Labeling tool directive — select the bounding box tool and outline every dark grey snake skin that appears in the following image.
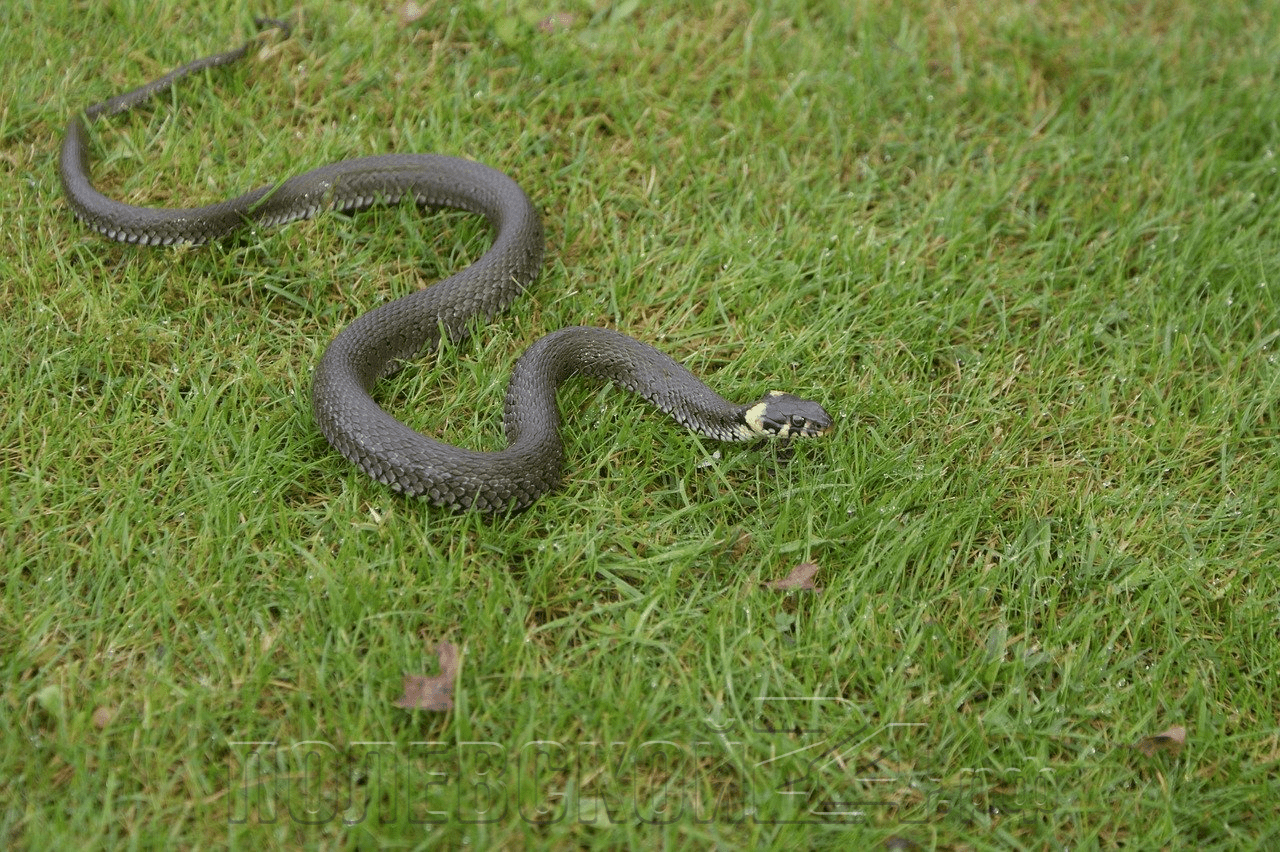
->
[60,24,832,513]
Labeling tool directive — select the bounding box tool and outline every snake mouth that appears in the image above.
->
[793,420,834,439]
[791,401,835,439]
[741,392,835,439]
[771,420,833,440]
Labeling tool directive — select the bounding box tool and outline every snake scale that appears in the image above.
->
[60,23,833,513]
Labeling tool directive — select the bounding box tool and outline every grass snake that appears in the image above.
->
[60,23,833,513]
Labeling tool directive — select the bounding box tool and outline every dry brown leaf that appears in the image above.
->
[394,642,459,712]
[397,2,429,26]
[765,562,822,593]
[1134,724,1187,757]
[538,13,576,33]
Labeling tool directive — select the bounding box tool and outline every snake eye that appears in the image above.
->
[790,414,808,428]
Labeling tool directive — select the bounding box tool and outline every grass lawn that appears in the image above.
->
[3,0,1277,847]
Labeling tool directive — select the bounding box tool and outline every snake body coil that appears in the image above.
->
[61,27,832,513]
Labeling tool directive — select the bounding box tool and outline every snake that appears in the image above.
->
[59,22,833,513]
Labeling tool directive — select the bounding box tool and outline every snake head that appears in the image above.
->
[740,391,833,439]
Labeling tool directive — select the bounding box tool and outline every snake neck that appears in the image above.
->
[503,326,758,448]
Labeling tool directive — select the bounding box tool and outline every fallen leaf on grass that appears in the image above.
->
[726,529,752,560]
[394,642,459,712]
[765,562,823,593]
[1133,725,1187,757]
[92,706,115,729]
[396,2,428,26]
[538,13,576,33]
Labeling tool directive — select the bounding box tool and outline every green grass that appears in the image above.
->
[3,0,1278,847]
